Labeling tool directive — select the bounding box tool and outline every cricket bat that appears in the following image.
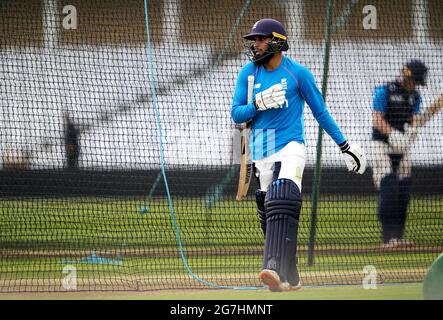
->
[236,75,254,201]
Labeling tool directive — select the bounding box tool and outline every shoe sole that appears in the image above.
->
[259,270,283,292]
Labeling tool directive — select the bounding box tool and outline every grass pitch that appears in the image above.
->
[0,195,441,292]
[0,283,423,300]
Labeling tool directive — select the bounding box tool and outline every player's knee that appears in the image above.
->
[264,178,302,220]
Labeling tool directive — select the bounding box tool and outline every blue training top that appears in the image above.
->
[371,82,422,141]
[372,84,422,114]
[232,56,346,160]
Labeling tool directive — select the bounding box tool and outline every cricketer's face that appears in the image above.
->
[404,78,417,92]
[253,36,271,58]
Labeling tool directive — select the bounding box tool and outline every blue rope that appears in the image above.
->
[143,0,262,291]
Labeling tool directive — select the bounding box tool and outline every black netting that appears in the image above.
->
[0,0,442,292]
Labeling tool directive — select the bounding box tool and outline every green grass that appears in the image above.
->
[0,196,441,291]
[145,283,424,300]
[0,283,424,300]
[2,196,441,249]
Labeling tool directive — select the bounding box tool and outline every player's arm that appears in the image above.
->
[413,93,443,127]
[402,93,443,144]
[373,108,410,151]
[231,68,258,124]
[373,111,393,135]
[298,67,366,174]
[298,68,346,145]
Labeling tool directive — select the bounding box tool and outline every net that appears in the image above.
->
[0,0,442,292]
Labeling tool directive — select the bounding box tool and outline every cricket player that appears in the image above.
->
[371,59,428,248]
[231,18,367,292]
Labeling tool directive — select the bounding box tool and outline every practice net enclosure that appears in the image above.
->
[0,0,442,292]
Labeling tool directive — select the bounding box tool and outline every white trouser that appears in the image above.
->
[370,140,412,190]
[253,141,307,192]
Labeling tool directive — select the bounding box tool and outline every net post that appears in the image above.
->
[308,0,335,267]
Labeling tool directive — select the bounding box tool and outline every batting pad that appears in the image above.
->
[262,179,302,282]
[378,174,400,243]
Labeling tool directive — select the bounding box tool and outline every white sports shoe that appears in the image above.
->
[382,238,400,249]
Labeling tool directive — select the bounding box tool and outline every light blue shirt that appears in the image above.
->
[232,56,346,160]
[372,84,421,113]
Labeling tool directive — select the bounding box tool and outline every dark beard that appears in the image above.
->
[253,51,275,66]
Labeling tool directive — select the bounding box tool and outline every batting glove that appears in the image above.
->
[339,141,367,174]
[254,84,286,111]
[388,129,411,154]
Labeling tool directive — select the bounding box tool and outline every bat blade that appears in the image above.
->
[236,128,253,200]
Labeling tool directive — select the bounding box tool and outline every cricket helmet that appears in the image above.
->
[403,59,428,86]
[243,18,289,64]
